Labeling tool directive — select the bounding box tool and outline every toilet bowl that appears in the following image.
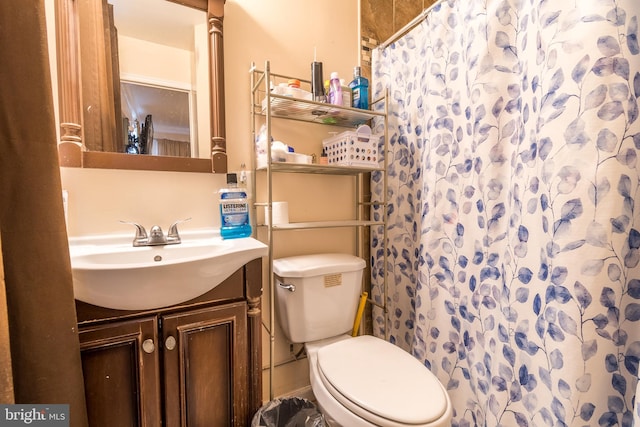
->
[306,335,452,426]
[273,254,452,426]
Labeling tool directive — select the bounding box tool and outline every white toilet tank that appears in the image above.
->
[273,253,366,343]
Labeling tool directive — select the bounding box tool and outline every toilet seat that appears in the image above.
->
[316,335,449,426]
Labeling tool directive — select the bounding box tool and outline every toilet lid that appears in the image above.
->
[317,335,448,425]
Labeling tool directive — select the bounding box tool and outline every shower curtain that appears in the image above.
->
[371,0,640,425]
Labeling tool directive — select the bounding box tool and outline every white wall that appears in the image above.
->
[58,0,359,401]
[119,35,193,85]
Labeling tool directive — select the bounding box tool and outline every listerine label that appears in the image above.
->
[220,190,249,226]
[221,201,248,214]
[221,200,249,217]
[353,87,361,104]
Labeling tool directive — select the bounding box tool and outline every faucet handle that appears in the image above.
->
[168,217,192,240]
[119,220,148,246]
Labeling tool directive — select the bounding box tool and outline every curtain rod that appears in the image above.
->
[379,0,442,50]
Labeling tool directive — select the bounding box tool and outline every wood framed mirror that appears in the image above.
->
[55,0,227,173]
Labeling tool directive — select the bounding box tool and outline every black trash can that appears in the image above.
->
[251,397,327,427]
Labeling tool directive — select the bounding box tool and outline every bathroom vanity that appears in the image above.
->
[74,258,262,427]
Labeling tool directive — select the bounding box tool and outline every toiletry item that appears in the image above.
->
[340,79,352,108]
[219,173,252,239]
[349,66,369,109]
[271,140,289,162]
[265,201,289,226]
[328,72,342,106]
[319,148,329,165]
[311,61,325,102]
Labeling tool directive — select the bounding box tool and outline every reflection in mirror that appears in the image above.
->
[120,82,194,157]
[95,0,209,158]
[55,0,227,172]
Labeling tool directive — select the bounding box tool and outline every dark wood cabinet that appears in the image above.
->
[79,317,161,427]
[162,302,247,426]
[76,259,262,427]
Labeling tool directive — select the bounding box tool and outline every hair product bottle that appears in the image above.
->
[340,79,352,107]
[328,72,343,106]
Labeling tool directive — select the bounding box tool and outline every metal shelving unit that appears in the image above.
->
[249,61,388,400]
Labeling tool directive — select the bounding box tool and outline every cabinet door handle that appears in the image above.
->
[165,336,177,351]
[142,339,155,354]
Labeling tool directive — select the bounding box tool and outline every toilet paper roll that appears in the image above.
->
[265,202,289,226]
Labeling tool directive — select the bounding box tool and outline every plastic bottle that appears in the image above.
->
[328,72,342,106]
[319,147,329,165]
[349,66,369,109]
[311,59,326,102]
[340,79,352,108]
[219,173,252,239]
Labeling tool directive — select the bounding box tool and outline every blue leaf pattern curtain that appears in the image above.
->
[371,0,640,425]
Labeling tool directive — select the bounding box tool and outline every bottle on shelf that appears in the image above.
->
[219,173,252,239]
[340,79,352,108]
[319,147,329,165]
[328,72,343,106]
[311,56,326,102]
[349,66,369,109]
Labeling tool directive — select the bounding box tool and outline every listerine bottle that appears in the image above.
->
[219,173,252,239]
[349,66,369,109]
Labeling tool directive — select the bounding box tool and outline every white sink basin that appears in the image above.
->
[69,230,267,310]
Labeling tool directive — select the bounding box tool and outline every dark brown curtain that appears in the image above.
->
[0,1,88,425]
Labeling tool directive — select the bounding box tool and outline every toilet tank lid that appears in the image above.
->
[273,253,366,278]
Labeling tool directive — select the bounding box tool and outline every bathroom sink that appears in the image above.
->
[69,230,267,310]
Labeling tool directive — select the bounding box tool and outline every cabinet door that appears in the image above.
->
[79,317,161,427]
[162,302,248,427]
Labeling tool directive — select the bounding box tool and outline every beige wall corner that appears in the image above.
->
[0,236,14,404]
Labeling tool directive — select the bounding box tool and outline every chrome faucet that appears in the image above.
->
[120,218,191,246]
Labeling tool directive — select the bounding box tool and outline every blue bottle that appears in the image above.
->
[219,173,252,239]
[349,66,369,109]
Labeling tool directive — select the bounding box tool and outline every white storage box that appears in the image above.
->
[322,129,381,167]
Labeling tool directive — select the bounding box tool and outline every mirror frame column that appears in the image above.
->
[209,1,227,173]
[55,0,84,167]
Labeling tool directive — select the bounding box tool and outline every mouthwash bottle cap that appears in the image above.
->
[354,66,362,76]
[330,71,339,79]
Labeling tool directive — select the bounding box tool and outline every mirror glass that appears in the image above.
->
[87,0,210,158]
[120,81,193,157]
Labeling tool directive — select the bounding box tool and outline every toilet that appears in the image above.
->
[274,253,452,427]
